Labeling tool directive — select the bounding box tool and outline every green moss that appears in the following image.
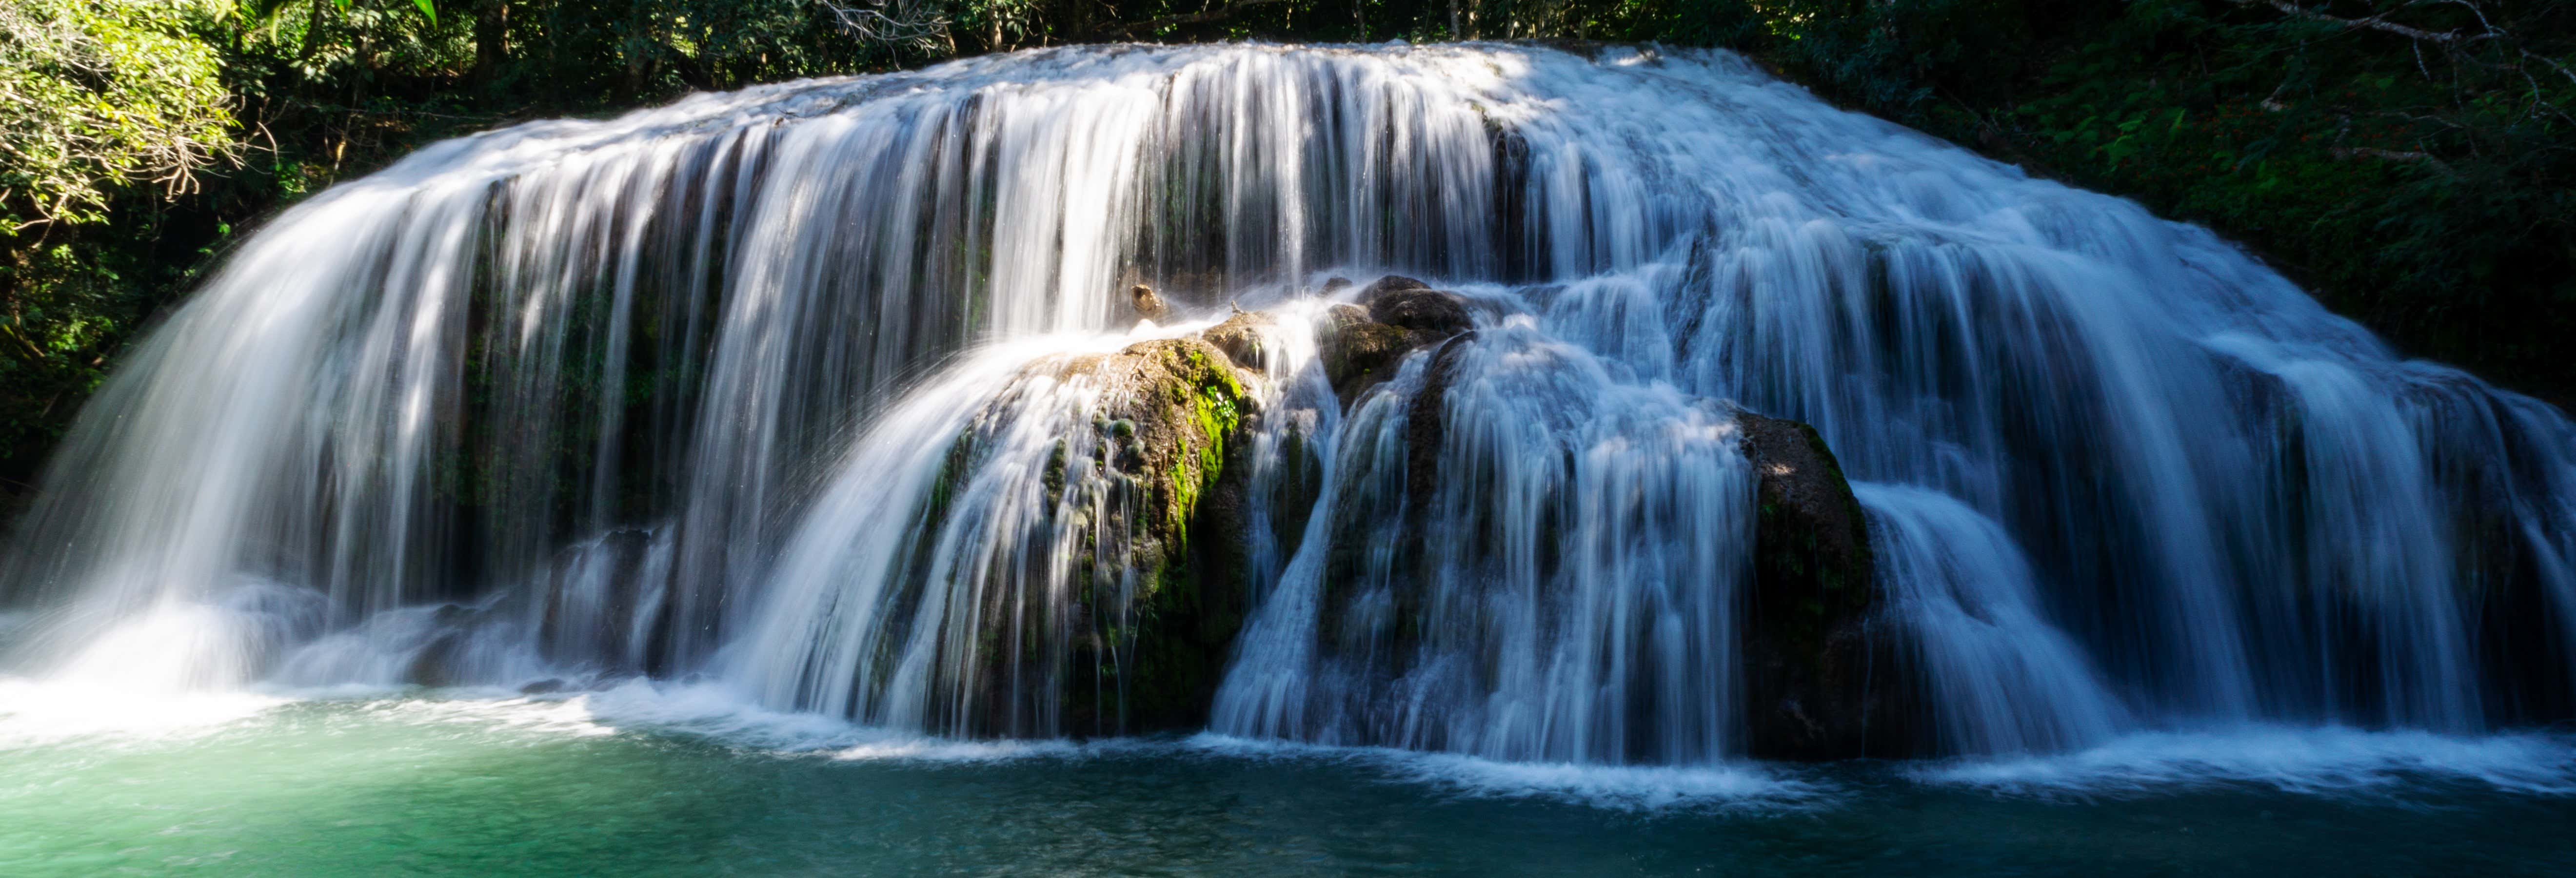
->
[1149,343,1246,542]
[927,428,976,521]
[1042,438,1068,507]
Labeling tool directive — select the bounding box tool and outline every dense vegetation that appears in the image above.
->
[4,0,2570,490]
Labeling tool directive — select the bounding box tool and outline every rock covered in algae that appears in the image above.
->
[1023,336,1260,734]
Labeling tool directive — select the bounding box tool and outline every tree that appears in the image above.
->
[0,0,243,236]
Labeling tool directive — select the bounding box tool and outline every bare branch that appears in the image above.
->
[815,0,951,53]
[2523,49,2576,88]
[2332,146,2449,169]
[2219,0,2464,44]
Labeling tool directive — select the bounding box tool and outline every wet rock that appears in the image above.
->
[400,603,497,688]
[1403,332,1477,504]
[1313,278,1475,407]
[536,528,662,671]
[1129,283,1171,323]
[1016,337,1258,735]
[1063,339,1248,535]
[1368,288,1473,338]
[1733,409,1911,761]
[1293,307,1909,759]
[1358,274,1430,300]
[518,678,568,695]
[1199,308,1275,371]
[1316,304,1416,401]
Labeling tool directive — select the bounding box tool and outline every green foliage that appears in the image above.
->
[0,0,241,234]
[1733,0,2576,398]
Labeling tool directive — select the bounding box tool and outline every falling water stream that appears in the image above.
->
[2,42,2574,874]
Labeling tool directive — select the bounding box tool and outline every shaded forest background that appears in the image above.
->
[4,0,2572,493]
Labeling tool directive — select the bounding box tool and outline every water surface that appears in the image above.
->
[5,683,2569,876]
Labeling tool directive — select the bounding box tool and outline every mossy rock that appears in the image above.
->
[1022,337,1258,736]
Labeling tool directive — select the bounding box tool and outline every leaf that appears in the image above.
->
[414,0,437,26]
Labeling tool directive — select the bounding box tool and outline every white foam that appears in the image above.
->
[1184,733,1833,811]
[15,673,2575,810]
[578,680,1093,761]
[1914,725,2576,798]
[428,678,1089,762]
[0,671,1097,764]
[0,676,285,749]
[348,689,626,739]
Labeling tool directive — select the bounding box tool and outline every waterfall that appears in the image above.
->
[1216,314,1754,764]
[3,43,2573,761]
[1856,483,2126,755]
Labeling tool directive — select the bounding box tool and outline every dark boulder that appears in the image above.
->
[535,528,662,669]
[1315,303,1420,403]
[1129,283,1172,323]
[1314,277,1475,407]
[1368,288,1474,338]
[1733,410,1910,760]
[1358,274,1430,299]
[1402,332,1477,504]
[399,604,486,688]
[1294,348,1908,761]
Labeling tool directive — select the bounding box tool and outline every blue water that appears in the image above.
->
[3,683,2570,876]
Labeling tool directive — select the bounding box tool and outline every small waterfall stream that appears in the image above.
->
[1213,313,1756,764]
[4,43,2574,763]
[1856,482,2126,755]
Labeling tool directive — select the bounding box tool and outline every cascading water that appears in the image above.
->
[1854,483,2127,755]
[3,42,2574,765]
[1214,313,1756,764]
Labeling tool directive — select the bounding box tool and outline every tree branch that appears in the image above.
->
[2219,0,2464,44]
[1117,0,1299,36]
[814,0,950,52]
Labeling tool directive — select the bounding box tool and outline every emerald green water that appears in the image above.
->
[4,683,2572,876]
